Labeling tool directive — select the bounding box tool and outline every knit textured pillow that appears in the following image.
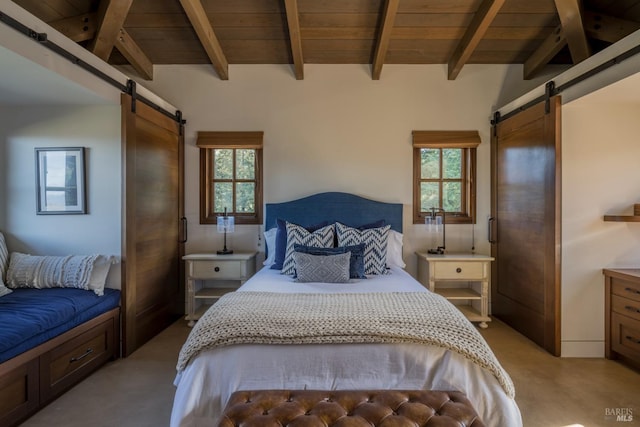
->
[282,223,334,275]
[0,232,11,297]
[6,252,98,293]
[293,251,350,283]
[336,222,391,275]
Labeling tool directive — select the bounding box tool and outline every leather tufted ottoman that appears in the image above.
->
[219,389,486,427]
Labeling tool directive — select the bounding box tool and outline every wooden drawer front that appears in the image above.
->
[40,318,114,403]
[192,260,241,279]
[612,279,640,303]
[0,359,39,427]
[612,295,640,322]
[612,312,640,361]
[434,262,484,280]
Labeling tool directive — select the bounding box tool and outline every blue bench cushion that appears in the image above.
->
[0,287,120,363]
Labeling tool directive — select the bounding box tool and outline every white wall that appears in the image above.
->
[141,63,538,276]
[0,105,123,288]
[561,87,640,357]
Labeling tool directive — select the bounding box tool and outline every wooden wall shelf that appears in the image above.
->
[604,215,640,222]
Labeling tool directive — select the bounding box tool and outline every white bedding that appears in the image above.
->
[171,266,522,427]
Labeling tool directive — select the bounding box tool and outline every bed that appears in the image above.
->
[0,245,120,427]
[170,192,522,427]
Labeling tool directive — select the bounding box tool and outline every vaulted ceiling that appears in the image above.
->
[10,0,640,81]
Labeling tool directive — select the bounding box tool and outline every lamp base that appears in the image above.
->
[217,248,234,255]
[427,247,445,255]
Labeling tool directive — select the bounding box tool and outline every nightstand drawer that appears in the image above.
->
[191,260,241,279]
[612,279,640,303]
[611,312,640,360]
[612,295,640,322]
[434,262,483,280]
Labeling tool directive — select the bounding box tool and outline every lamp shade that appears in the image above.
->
[217,215,235,233]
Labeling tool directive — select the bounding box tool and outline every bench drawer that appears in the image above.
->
[39,316,116,403]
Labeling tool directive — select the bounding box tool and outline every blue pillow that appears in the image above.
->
[271,219,328,270]
[294,243,366,279]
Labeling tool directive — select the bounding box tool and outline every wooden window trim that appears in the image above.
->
[198,131,263,225]
[412,131,479,225]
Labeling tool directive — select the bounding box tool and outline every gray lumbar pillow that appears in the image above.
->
[293,251,350,283]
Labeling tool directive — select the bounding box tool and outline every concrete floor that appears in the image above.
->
[19,318,640,427]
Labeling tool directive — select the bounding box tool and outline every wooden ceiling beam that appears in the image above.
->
[179,0,229,80]
[51,12,153,80]
[523,24,566,80]
[115,28,154,80]
[50,13,97,43]
[523,8,636,80]
[583,11,640,43]
[284,0,304,80]
[372,0,400,80]
[553,0,590,64]
[447,0,506,80]
[90,0,134,61]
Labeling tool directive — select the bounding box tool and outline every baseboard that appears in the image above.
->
[561,340,605,357]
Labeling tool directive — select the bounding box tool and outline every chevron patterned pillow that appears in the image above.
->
[336,222,391,275]
[282,223,335,275]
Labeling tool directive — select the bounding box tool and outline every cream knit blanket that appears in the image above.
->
[177,291,515,398]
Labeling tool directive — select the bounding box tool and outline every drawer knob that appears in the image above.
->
[625,287,640,295]
[70,348,94,363]
[214,266,220,272]
[456,268,462,273]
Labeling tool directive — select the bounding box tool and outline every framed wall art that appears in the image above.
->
[35,147,86,214]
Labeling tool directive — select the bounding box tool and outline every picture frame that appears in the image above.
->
[35,147,87,214]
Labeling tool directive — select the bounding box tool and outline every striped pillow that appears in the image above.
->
[336,222,391,275]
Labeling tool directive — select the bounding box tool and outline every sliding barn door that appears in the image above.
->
[490,97,561,356]
[121,94,184,356]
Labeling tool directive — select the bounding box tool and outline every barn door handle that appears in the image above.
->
[488,217,496,244]
[180,217,188,243]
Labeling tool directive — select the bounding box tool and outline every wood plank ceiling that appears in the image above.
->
[9,0,640,81]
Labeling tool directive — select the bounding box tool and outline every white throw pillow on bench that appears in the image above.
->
[6,252,115,296]
[0,232,11,297]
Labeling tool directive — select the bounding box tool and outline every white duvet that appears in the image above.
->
[171,266,522,427]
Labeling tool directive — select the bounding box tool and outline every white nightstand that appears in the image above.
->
[416,252,494,328]
[183,252,257,326]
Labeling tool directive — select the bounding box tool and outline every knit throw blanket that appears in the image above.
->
[177,291,515,398]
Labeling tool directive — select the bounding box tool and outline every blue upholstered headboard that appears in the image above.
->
[265,192,403,233]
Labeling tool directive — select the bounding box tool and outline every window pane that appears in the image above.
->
[214,149,233,179]
[236,149,255,180]
[420,148,440,179]
[443,182,462,212]
[443,149,461,179]
[236,182,255,213]
[420,182,439,211]
[214,182,233,213]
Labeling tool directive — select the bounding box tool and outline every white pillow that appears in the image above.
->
[7,252,115,296]
[263,227,277,266]
[0,232,11,297]
[386,230,406,268]
[88,255,116,296]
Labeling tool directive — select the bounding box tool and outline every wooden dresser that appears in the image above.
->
[603,268,640,370]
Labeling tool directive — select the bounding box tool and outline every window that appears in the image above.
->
[197,131,263,224]
[412,131,479,224]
